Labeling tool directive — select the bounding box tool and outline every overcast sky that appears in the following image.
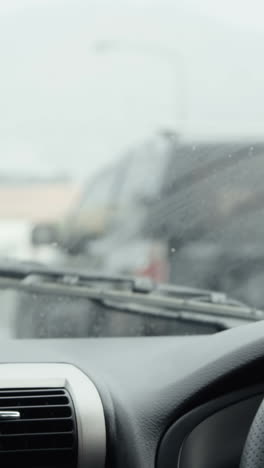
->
[0,0,264,178]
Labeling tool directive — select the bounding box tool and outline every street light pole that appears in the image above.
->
[91,39,188,127]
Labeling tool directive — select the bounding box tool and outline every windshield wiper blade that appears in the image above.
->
[0,260,248,305]
[0,263,262,323]
[0,261,154,293]
[156,283,247,307]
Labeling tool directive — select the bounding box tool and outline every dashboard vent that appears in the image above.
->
[0,388,77,467]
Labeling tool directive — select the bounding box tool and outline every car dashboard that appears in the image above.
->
[1,322,264,468]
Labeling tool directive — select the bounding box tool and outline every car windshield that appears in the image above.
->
[0,0,264,338]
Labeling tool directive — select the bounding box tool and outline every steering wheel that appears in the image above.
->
[240,400,264,467]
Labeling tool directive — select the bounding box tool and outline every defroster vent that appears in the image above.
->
[0,388,77,467]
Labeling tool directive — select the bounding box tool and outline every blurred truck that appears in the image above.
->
[85,138,264,308]
[30,134,172,272]
[31,135,264,309]
[31,161,127,254]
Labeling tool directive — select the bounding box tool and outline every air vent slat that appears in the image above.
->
[0,390,65,396]
[0,433,74,450]
[0,417,72,422]
[0,418,73,434]
[0,388,77,467]
[0,405,72,418]
[0,395,69,406]
[0,446,73,454]
[1,431,73,437]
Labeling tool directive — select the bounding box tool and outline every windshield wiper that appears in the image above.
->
[0,261,262,324]
[0,260,155,292]
[0,260,248,301]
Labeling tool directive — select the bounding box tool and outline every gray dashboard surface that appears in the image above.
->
[1,322,264,468]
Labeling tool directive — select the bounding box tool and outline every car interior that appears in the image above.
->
[1,320,264,468]
[1,1,264,468]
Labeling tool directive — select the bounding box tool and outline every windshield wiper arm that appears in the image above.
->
[0,262,262,323]
[0,261,154,293]
[0,260,248,305]
[156,283,246,307]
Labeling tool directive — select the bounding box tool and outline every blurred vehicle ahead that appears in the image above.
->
[144,140,264,307]
[31,134,172,258]
[31,163,125,254]
[30,135,264,310]
[85,139,264,309]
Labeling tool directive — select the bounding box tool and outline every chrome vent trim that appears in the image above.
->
[0,364,106,468]
[0,388,77,467]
